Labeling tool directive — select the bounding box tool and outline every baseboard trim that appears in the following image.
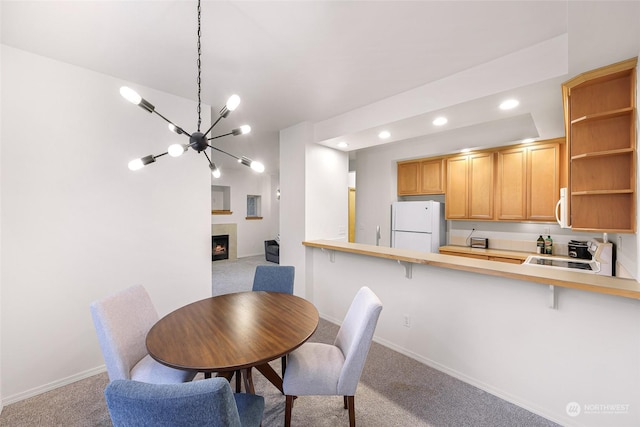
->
[1,365,106,406]
[319,314,567,426]
[371,335,568,427]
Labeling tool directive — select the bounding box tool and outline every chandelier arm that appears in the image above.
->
[203,150,214,166]
[151,110,192,137]
[208,144,240,161]
[202,115,224,138]
[207,132,233,141]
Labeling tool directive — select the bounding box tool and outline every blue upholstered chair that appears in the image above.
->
[283,286,383,427]
[104,378,265,427]
[90,285,196,384]
[252,265,295,293]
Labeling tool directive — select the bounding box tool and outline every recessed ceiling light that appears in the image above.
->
[337,141,349,149]
[500,99,519,110]
[433,117,448,126]
[378,131,391,139]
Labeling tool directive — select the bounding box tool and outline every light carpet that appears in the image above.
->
[0,256,559,426]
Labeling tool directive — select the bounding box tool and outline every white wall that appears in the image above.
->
[305,143,349,241]
[0,46,211,403]
[307,247,640,427]
[0,6,4,409]
[279,122,349,299]
[280,123,311,298]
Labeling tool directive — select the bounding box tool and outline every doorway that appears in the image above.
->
[348,187,356,242]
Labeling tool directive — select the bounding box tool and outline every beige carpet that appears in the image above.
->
[0,257,560,426]
[0,318,558,427]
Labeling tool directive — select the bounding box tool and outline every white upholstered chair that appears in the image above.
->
[283,286,383,427]
[90,285,196,384]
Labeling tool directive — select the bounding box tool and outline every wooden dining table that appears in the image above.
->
[146,291,319,393]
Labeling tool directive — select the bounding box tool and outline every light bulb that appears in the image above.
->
[168,144,186,157]
[239,125,251,134]
[226,94,241,112]
[120,86,142,105]
[168,123,184,135]
[251,161,265,173]
[128,158,144,171]
[210,163,221,178]
[128,155,155,171]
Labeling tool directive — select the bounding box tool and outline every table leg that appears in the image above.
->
[255,363,284,394]
[242,368,255,394]
[216,371,234,382]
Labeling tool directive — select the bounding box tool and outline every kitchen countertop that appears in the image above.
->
[303,240,640,300]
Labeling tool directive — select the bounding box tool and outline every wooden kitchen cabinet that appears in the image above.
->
[397,158,444,195]
[397,161,420,195]
[496,139,561,221]
[419,159,445,194]
[562,57,637,232]
[445,152,494,220]
[439,247,525,264]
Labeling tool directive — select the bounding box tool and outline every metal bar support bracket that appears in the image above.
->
[321,248,336,263]
[398,260,413,279]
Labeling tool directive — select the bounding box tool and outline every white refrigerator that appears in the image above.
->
[391,201,445,252]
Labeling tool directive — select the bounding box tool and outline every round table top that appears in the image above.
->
[146,291,319,373]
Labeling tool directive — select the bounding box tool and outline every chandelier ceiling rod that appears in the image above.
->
[122,0,264,177]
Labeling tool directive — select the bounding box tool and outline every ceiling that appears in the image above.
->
[2,1,639,166]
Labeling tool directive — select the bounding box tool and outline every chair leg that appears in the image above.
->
[235,370,241,392]
[285,395,294,427]
[345,395,355,427]
[281,355,287,378]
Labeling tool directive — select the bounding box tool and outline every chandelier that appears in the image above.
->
[121,0,264,178]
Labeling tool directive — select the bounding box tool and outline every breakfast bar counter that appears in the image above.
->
[303,240,640,300]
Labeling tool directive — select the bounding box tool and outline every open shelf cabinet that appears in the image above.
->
[562,57,637,232]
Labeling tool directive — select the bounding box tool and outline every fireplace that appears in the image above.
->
[212,235,229,261]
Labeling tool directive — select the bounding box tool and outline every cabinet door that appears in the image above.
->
[397,161,420,195]
[528,143,559,221]
[445,156,469,219]
[496,148,527,220]
[468,153,494,219]
[419,159,444,194]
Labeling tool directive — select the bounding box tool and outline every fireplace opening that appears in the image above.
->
[212,235,229,261]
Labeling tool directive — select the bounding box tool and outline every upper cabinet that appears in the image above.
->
[397,161,420,195]
[496,139,562,221]
[397,158,445,195]
[398,138,564,222]
[445,152,494,220]
[562,58,637,233]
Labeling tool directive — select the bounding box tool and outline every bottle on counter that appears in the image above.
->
[544,235,553,255]
[537,235,545,254]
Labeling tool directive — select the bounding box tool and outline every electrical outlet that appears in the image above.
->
[544,227,550,235]
[403,314,411,328]
[618,235,623,251]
